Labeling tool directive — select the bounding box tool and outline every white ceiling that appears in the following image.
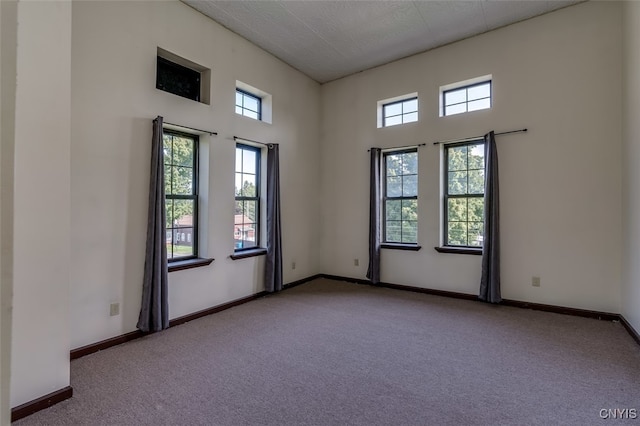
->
[183,0,582,84]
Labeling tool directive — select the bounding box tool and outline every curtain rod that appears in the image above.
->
[432,128,528,145]
[367,143,426,153]
[164,121,218,136]
[234,136,274,148]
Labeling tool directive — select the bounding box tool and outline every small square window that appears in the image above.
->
[236,89,262,121]
[442,81,491,117]
[382,97,418,127]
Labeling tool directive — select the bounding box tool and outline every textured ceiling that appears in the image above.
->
[183,0,582,83]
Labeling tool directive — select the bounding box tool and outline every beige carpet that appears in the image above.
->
[15,278,640,425]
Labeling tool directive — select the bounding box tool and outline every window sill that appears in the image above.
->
[434,246,482,255]
[381,243,422,251]
[168,257,214,272]
[230,248,267,260]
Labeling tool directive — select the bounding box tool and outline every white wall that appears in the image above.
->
[10,0,72,408]
[622,0,640,333]
[70,1,321,349]
[0,0,17,420]
[320,1,622,313]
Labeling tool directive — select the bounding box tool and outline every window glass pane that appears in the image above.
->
[236,91,243,106]
[448,171,467,195]
[445,104,467,116]
[173,166,194,195]
[384,103,402,117]
[468,222,484,247]
[385,200,401,221]
[468,144,485,169]
[403,112,418,123]
[468,170,484,194]
[448,221,467,246]
[448,146,467,171]
[467,83,490,101]
[402,199,418,221]
[163,135,172,165]
[401,221,417,244]
[240,174,257,197]
[448,198,467,222]
[172,227,194,257]
[467,197,484,222]
[164,166,172,195]
[386,154,402,176]
[242,149,257,174]
[244,95,259,112]
[235,148,243,172]
[403,98,418,113]
[244,200,257,223]
[386,221,402,242]
[402,175,417,197]
[235,106,243,115]
[404,152,417,174]
[235,173,243,196]
[385,115,402,127]
[244,110,259,120]
[444,88,466,106]
[165,199,174,229]
[172,136,193,166]
[386,176,402,197]
[467,98,491,112]
[173,199,194,226]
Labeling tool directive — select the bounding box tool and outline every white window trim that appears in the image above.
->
[236,80,272,124]
[377,92,418,129]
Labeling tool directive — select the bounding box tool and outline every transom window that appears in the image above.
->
[164,130,198,260]
[383,98,418,127]
[444,141,485,247]
[443,81,491,116]
[235,144,260,250]
[235,89,262,121]
[383,149,418,244]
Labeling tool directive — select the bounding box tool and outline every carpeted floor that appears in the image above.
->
[15,278,640,425]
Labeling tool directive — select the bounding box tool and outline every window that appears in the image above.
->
[156,48,211,105]
[383,97,418,127]
[164,130,198,260]
[444,141,485,247]
[235,89,262,121]
[442,81,491,116]
[235,144,260,250]
[383,149,418,244]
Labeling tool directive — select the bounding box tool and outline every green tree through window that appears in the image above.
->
[444,141,485,247]
[384,149,418,244]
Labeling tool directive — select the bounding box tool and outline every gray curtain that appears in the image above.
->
[479,131,501,303]
[137,116,170,332]
[366,148,381,284]
[265,144,283,293]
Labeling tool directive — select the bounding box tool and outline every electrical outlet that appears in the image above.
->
[110,303,120,316]
[354,258,359,267]
[291,261,296,270]
[532,276,541,287]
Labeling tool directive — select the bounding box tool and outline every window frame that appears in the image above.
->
[235,89,262,121]
[382,148,419,246]
[442,80,492,117]
[382,97,418,127]
[164,129,199,262]
[442,140,485,249]
[234,143,261,252]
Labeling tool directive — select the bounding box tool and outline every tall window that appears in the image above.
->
[235,89,262,121]
[383,97,418,127]
[235,144,260,250]
[383,149,418,244]
[164,130,198,260]
[443,81,491,116]
[444,141,485,247]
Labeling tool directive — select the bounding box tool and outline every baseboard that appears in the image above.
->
[500,299,619,321]
[377,280,479,302]
[71,330,145,360]
[320,273,370,285]
[70,274,323,361]
[620,315,640,346]
[11,386,73,422]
